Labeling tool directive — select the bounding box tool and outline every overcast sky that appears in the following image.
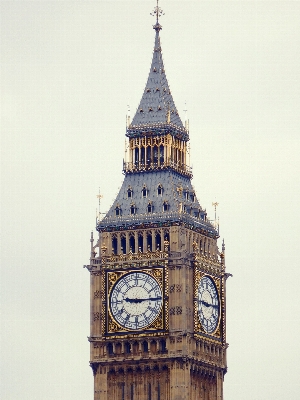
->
[1,1,300,399]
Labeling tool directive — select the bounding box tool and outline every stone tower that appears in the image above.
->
[85,5,229,400]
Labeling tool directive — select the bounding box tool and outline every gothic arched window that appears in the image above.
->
[147,202,153,213]
[112,236,117,254]
[157,184,163,196]
[163,201,169,212]
[129,235,135,253]
[115,206,121,216]
[142,185,148,198]
[127,187,133,198]
[130,204,136,215]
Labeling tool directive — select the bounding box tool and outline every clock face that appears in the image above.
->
[109,271,163,330]
[197,276,220,334]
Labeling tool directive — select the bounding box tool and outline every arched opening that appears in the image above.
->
[129,235,135,253]
[121,236,126,254]
[147,234,152,251]
[107,343,113,356]
[146,146,151,166]
[124,342,131,354]
[157,184,163,196]
[153,145,158,164]
[142,341,148,352]
[127,188,133,198]
[141,147,145,165]
[155,232,161,250]
[112,237,117,254]
[138,234,143,252]
[134,147,139,165]
[147,202,153,213]
[159,145,164,164]
[142,187,147,198]
[160,339,167,353]
[115,206,121,216]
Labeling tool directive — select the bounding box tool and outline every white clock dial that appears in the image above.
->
[110,271,163,330]
[197,276,220,334]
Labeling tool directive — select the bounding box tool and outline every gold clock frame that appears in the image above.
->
[105,266,168,336]
[194,268,222,340]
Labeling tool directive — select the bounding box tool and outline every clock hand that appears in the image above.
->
[148,296,162,301]
[200,300,218,309]
[124,297,142,303]
[124,296,162,303]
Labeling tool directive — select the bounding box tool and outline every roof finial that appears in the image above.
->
[96,188,103,222]
[151,0,164,31]
[212,201,219,234]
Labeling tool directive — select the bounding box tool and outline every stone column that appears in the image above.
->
[117,233,121,254]
[126,232,129,255]
[151,230,156,252]
[134,231,138,253]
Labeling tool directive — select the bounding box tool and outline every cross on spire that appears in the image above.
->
[151,0,164,30]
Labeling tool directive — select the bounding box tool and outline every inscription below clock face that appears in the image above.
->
[197,276,220,334]
[110,271,163,330]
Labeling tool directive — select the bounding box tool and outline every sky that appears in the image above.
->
[1,1,300,399]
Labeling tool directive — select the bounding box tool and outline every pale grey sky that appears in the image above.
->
[1,1,300,399]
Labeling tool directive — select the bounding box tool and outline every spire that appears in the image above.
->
[129,3,185,131]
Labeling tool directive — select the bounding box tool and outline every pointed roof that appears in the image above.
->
[129,23,186,134]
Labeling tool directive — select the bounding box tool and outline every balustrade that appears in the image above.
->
[98,338,168,360]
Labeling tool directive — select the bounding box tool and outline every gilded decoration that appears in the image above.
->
[101,249,168,264]
[105,266,168,336]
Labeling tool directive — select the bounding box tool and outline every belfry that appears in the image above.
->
[85,3,229,400]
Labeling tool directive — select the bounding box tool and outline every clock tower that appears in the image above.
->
[85,4,230,400]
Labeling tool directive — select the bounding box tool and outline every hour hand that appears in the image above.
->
[124,296,162,303]
[124,297,143,303]
[200,300,218,309]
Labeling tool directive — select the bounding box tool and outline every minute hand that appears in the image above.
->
[124,296,162,303]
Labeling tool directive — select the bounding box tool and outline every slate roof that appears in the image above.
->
[97,170,217,237]
[130,26,184,129]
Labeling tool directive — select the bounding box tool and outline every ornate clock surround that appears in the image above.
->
[193,264,223,342]
[104,264,169,337]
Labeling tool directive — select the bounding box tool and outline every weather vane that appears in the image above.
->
[150,0,164,24]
